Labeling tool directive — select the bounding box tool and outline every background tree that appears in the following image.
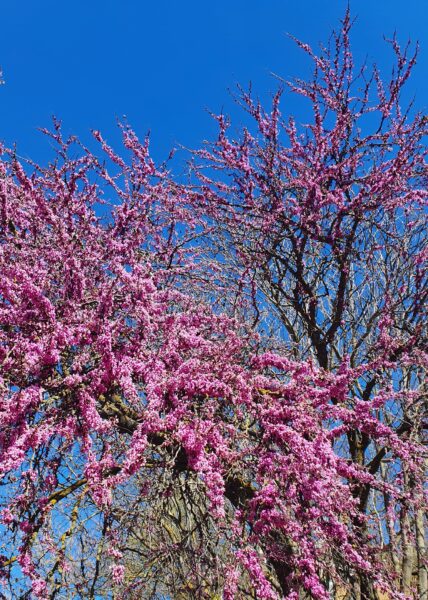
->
[188,10,427,598]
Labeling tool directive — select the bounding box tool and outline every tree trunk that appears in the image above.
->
[416,508,427,600]
[401,506,414,596]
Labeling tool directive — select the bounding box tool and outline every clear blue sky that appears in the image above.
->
[0,1,426,166]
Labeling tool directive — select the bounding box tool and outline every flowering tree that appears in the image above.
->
[0,11,426,600]
[188,10,427,599]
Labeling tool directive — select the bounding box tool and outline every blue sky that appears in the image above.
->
[0,1,426,167]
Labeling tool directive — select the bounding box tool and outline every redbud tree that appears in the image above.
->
[0,11,426,600]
